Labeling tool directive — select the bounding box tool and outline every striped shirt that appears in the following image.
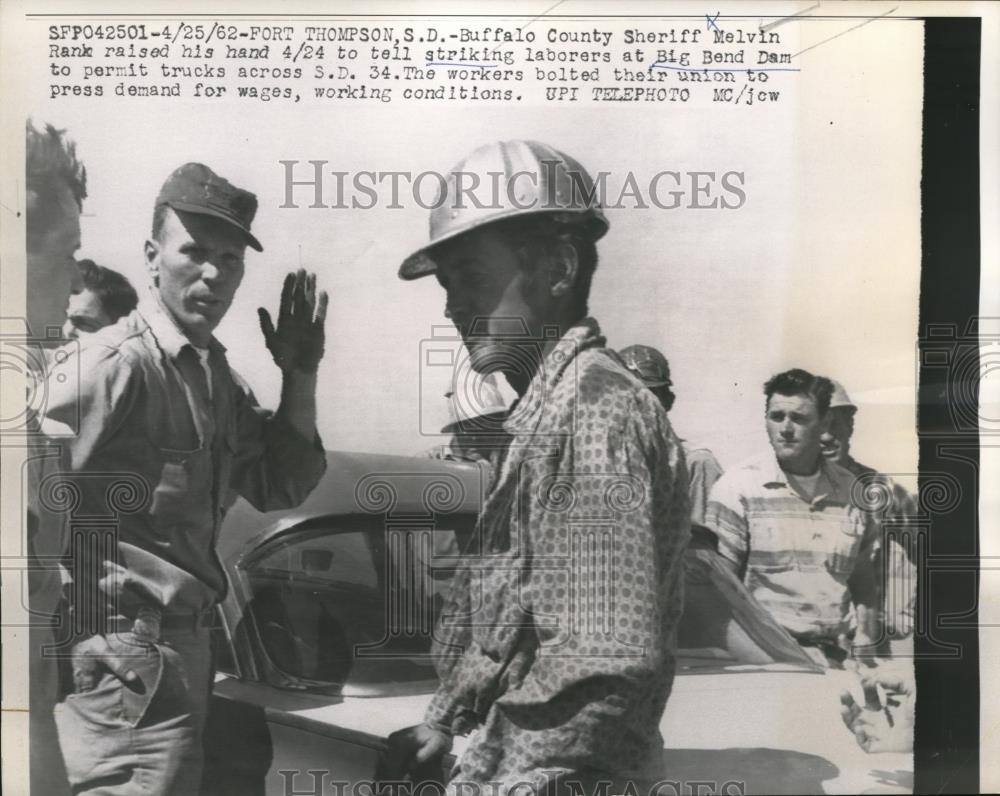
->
[704,450,880,640]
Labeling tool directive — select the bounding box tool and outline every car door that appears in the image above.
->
[205,514,469,795]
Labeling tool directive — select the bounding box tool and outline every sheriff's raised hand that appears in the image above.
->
[258,269,329,374]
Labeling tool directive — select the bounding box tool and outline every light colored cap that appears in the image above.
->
[829,379,857,411]
[441,371,509,434]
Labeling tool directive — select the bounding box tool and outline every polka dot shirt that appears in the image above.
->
[427,319,692,793]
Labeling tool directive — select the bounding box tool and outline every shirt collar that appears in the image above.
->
[138,286,227,361]
[759,448,854,503]
[503,317,606,436]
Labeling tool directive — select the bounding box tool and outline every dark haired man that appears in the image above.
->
[42,163,328,793]
[704,368,882,666]
[386,141,691,795]
[62,260,139,339]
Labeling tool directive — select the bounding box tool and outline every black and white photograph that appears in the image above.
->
[1,1,997,794]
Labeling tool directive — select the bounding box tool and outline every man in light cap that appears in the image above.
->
[386,141,691,795]
[619,344,724,533]
[427,371,510,471]
[821,380,862,469]
[41,163,329,793]
[821,380,918,644]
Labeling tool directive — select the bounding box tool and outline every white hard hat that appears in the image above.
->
[399,140,609,280]
[441,370,509,434]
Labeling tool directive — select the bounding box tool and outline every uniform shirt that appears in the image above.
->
[192,344,214,400]
[40,293,326,618]
[704,451,880,640]
[426,318,691,791]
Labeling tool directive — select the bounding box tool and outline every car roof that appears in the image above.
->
[218,450,487,561]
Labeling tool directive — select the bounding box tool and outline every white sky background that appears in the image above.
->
[30,15,923,477]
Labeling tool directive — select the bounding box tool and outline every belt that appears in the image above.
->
[102,608,215,636]
[791,633,849,664]
[161,609,216,632]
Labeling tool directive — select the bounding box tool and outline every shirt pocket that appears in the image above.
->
[825,515,866,578]
[747,517,795,573]
[150,445,213,527]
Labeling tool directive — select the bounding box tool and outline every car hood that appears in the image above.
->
[658,667,912,794]
[215,666,911,794]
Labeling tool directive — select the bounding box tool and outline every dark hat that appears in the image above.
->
[619,344,672,388]
[156,162,262,252]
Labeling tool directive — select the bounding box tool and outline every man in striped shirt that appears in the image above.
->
[704,369,882,666]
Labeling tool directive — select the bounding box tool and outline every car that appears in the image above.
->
[202,451,913,796]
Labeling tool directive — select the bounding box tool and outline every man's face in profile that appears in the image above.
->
[62,288,112,339]
[26,183,82,336]
[433,227,547,376]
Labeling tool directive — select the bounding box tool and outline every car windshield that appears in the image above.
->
[676,530,816,670]
[237,522,814,693]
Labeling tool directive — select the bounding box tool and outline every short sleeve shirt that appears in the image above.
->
[704,451,879,639]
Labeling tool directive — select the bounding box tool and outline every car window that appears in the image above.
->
[253,529,378,588]
[239,522,813,693]
[240,522,461,689]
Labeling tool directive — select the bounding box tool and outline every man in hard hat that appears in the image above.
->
[704,369,883,667]
[386,141,691,794]
[427,371,510,469]
[41,163,328,793]
[619,344,723,534]
[821,380,918,645]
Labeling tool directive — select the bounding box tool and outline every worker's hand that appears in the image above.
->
[258,269,328,374]
[71,632,157,693]
[380,723,452,780]
[839,664,915,753]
